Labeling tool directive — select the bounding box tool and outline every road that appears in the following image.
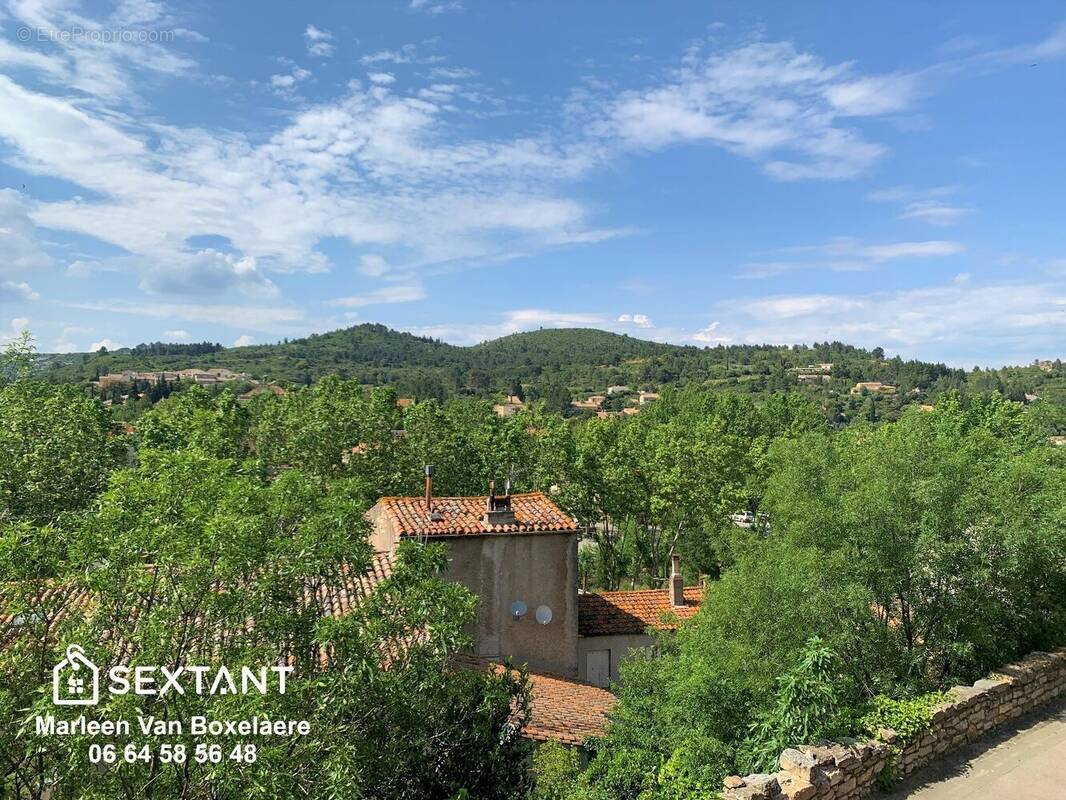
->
[884,696,1066,800]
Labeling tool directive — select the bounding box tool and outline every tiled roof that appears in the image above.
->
[1,552,396,657]
[303,551,395,620]
[455,655,616,746]
[578,587,703,637]
[524,668,617,745]
[377,492,579,537]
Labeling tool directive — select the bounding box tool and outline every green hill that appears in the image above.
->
[37,323,1066,428]
[39,324,683,388]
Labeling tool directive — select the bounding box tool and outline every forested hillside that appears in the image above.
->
[35,323,1066,428]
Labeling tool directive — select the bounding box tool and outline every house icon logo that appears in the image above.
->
[53,644,99,706]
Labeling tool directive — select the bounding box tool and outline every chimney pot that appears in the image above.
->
[424,464,434,513]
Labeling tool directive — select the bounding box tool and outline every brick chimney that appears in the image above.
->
[670,551,684,607]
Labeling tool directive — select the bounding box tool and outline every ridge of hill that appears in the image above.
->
[34,323,1066,424]
[40,324,685,385]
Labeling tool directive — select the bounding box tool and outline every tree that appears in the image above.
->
[583,400,1066,797]
[3,451,533,799]
[0,381,118,525]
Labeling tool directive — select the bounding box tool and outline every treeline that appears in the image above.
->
[128,341,224,356]
[39,326,1066,430]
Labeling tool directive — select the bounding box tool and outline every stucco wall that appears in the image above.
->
[720,647,1066,800]
[439,533,579,677]
[577,632,655,686]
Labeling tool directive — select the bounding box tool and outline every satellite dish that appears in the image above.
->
[535,605,553,625]
[510,601,528,620]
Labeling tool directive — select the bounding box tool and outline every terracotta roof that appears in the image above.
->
[455,655,616,746]
[303,551,395,620]
[578,587,703,637]
[524,668,617,745]
[1,552,396,659]
[376,492,579,537]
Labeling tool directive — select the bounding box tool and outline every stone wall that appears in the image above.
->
[721,647,1066,800]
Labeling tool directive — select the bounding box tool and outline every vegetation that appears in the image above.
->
[3,330,1066,798]
[38,325,1066,433]
[574,395,1066,799]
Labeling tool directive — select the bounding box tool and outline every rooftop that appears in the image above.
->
[375,492,579,537]
[524,668,617,745]
[1,552,397,658]
[456,655,616,746]
[578,587,703,637]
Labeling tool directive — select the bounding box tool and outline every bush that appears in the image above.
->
[653,735,733,799]
[859,692,951,743]
[739,638,854,773]
[531,740,583,800]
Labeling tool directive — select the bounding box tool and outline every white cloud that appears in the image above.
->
[358,254,390,276]
[269,66,311,96]
[1,317,30,343]
[0,189,52,273]
[859,240,964,261]
[690,320,732,344]
[990,22,1066,64]
[232,334,254,347]
[0,60,608,294]
[368,72,396,85]
[617,312,654,328]
[824,73,920,116]
[359,43,443,65]
[713,279,1066,366]
[329,284,426,308]
[409,0,465,14]
[430,66,477,80]
[738,237,964,278]
[51,324,91,353]
[0,0,197,101]
[899,201,971,226]
[164,329,189,339]
[304,25,334,58]
[90,337,127,351]
[140,250,278,298]
[0,280,39,302]
[869,186,971,226]
[601,39,915,180]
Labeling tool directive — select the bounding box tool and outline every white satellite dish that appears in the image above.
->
[510,601,528,620]
[535,605,553,625]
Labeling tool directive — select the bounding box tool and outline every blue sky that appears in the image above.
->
[0,0,1064,366]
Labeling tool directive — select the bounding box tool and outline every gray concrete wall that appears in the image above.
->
[578,632,655,686]
[439,533,579,677]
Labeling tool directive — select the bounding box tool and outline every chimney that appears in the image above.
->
[483,478,516,526]
[670,551,684,607]
[424,465,443,522]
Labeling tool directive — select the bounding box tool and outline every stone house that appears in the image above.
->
[367,473,703,742]
[578,553,701,686]
[849,381,897,395]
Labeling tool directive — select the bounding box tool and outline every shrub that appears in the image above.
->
[859,692,951,743]
[531,740,583,800]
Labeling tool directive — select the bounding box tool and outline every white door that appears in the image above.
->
[586,649,610,687]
